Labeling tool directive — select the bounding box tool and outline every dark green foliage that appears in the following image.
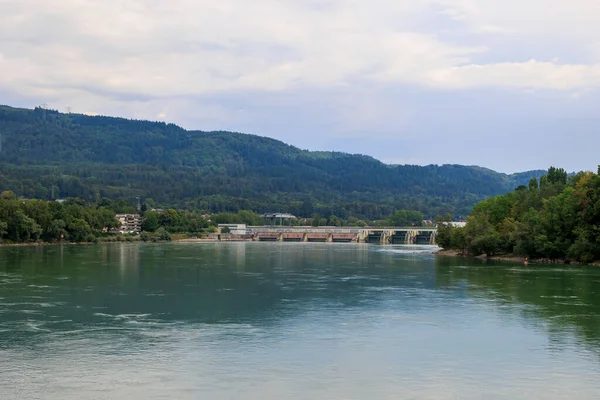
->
[148,209,210,233]
[47,219,67,241]
[528,178,539,191]
[440,168,600,263]
[142,212,159,232]
[67,218,92,242]
[388,210,424,226]
[0,105,544,220]
[212,210,262,226]
[0,198,119,243]
[311,214,321,227]
[547,167,568,185]
[140,232,151,242]
[153,228,172,242]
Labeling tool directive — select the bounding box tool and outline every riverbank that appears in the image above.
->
[434,249,600,266]
[0,236,247,247]
[434,249,525,263]
[0,241,100,247]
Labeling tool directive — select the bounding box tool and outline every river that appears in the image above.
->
[1,243,600,399]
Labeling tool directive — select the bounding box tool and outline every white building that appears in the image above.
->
[218,224,247,235]
[115,214,142,234]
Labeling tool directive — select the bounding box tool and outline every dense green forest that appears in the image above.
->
[0,188,429,244]
[0,105,544,219]
[0,193,120,243]
[437,167,600,263]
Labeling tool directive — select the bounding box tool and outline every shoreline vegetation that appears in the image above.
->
[0,105,545,221]
[3,165,600,268]
[433,249,600,266]
[434,249,525,263]
[0,190,429,246]
[436,167,600,265]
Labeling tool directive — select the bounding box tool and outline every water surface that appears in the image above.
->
[1,243,600,399]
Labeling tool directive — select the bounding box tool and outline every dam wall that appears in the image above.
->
[247,227,437,245]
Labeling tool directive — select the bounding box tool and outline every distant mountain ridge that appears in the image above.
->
[0,105,545,219]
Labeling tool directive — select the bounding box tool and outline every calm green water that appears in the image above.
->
[1,243,600,399]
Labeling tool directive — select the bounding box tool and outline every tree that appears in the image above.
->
[528,178,538,191]
[0,105,546,222]
[6,211,42,242]
[1,190,16,200]
[327,215,343,227]
[142,211,160,232]
[98,208,120,231]
[67,218,92,242]
[388,210,424,227]
[300,200,314,218]
[0,221,8,239]
[547,166,568,185]
[140,231,151,242]
[434,214,453,249]
[437,167,600,263]
[153,227,172,242]
[47,219,67,242]
[311,213,321,227]
[236,210,262,226]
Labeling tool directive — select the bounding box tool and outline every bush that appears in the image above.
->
[140,232,151,242]
[153,227,172,242]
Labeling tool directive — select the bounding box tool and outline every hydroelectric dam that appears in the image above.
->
[243,226,437,245]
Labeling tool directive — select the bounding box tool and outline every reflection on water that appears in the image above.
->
[1,243,600,399]
[435,256,600,354]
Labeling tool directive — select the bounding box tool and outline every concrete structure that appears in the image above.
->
[115,214,142,234]
[218,224,247,235]
[247,226,437,245]
[261,213,297,226]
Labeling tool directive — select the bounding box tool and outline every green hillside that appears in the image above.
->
[0,105,544,219]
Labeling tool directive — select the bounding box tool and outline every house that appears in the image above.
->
[114,214,142,234]
[218,224,247,235]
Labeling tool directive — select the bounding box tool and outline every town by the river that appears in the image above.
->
[1,242,600,399]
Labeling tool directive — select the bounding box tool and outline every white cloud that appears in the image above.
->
[426,60,600,90]
[437,0,600,39]
[1,0,600,105]
[1,0,600,154]
[2,1,600,173]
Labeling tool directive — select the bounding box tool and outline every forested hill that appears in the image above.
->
[0,105,544,219]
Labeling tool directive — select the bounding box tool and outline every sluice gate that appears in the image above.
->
[248,227,436,245]
[415,231,435,245]
[307,233,329,242]
[391,231,408,244]
[282,233,304,242]
[367,231,384,243]
[257,233,280,241]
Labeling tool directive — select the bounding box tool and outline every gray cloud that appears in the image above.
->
[1,0,600,172]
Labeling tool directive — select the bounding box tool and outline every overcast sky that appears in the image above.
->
[2,0,599,173]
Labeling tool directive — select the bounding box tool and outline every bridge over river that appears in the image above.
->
[246,227,437,245]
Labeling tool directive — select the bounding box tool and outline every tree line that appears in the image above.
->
[0,192,119,243]
[0,105,544,219]
[0,190,427,244]
[437,167,600,263]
